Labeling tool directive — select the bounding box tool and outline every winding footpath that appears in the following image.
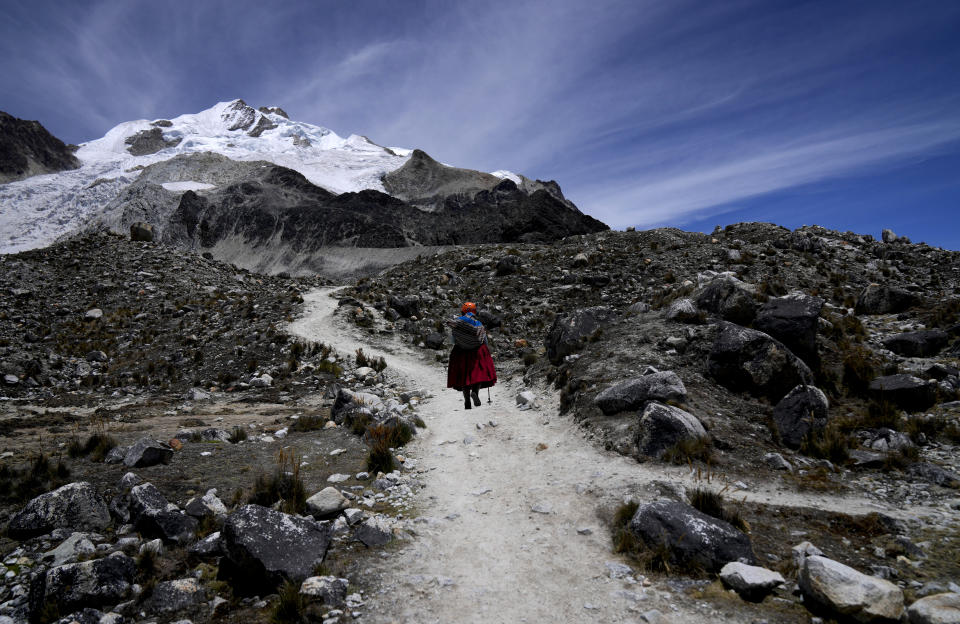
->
[288,288,913,624]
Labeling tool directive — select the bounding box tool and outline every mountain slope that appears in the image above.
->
[0,111,80,183]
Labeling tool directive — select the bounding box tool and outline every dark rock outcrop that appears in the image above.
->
[754,293,824,364]
[855,284,919,315]
[693,276,758,325]
[546,306,617,364]
[636,402,707,460]
[773,385,830,449]
[707,323,812,401]
[220,504,332,592]
[7,482,110,539]
[882,330,949,358]
[124,127,182,156]
[628,500,755,573]
[34,552,134,615]
[868,374,938,412]
[123,437,174,467]
[0,111,80,183]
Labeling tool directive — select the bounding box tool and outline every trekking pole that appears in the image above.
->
[487,387,492,404]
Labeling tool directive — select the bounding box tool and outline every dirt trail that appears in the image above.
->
[288,288,913,624]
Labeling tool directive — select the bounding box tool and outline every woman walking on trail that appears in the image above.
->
[446,301,497,409]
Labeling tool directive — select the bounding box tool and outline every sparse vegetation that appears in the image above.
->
[689,487,750,533]
[661,437,713,466]
[270,580,304,624]
[248,449,307,515]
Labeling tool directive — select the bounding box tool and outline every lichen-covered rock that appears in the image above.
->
[773,385,830,449]
[300,575,349,607]
[856,284,919,315]
[128,482,197,544]
[36,552,135,615]
[628,500,754,573]
[636,402,707,461]
[143,577,207,614]
[355,515,393,547]
[665,298,700,323]
[708,322,812,401]
[594,372,687,415]
[693,275,758,325]
[546,306,617,363]
[184,489,228,519]
[8,482,110,539]
[798,555,904,622]
[220,504,331,592]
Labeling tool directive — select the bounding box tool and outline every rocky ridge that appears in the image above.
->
[0,112,80,184]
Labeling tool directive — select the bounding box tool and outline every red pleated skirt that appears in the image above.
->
[447,344,497,391]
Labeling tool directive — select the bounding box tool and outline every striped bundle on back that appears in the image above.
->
[447,316,487,350]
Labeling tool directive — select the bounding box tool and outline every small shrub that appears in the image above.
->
[522,352,538,367]
[689,487,750,533]
[290,414,326,432]
[882,445,920,472]
[661,437,713,465]
[611,501,640,555]
[247,449,307,515]
[365,424,397,474]
[800,426,850,464]
[228,426,248,443]
[371,356,387,373]
[355,348,369,367]
[842,346,880,396]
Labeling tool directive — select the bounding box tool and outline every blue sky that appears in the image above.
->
[3,0,959,248]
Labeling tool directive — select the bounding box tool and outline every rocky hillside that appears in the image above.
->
[0,112,79,183]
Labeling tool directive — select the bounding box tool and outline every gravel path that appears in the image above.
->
[288,288,914,624]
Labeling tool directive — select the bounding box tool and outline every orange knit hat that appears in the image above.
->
[461,301,477,314]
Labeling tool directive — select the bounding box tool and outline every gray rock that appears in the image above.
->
[143,578,206,614]
[220,504,332,591]
[42,532,97,566]
[52,608,104,624]
[184,489,228,520]
[719,562,785,601]
[773,385,830,448]
[128,483,197,544]
[495,255,521,276]
[343,509,365,526]
[424,332,445,350]
[754,293,824,364]
[84,308,103,320]
[299,576,349,607]
[516,390,536,406]
[388,295,420,319]
[122,438,173,468]
[856,284,919,315]
[708,322,812,402]
[38,552,134,614]
[882,229,898,243]
[763,452,793,472]
[882,330,949,358]
[628,500,754,573]
[907,462,960,488]
[907,592,960,624]
[86,350,108,362]
[355,515,393,547]
[693,275,758,325]
[187,531,223,558]
[118,472,141,492]
[798,554,904,622]
[665,298,700,323]
[305,487,349,519]
[868,374,937,412]
[104,446,128,464]
[8,482,111,539]
[636,402,707,461]
[594,372,687,415]
[546,306,617,364]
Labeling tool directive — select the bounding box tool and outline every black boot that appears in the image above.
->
[471,388,481,406]
[463,390,472,410]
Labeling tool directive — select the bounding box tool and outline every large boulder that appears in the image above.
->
[856,284,919,315]
[693,275,758,325]
[719,562,785,602]
[8,482,110,539]
[628,500,755,573]
[594,372,687,415]
[882,330,949,358]
[546,306,617,363]
[798,555,904,622]
[35,552,134,615]
[707,323,812,401]
[305,487,350,519]
[636,402,707,461]
[869,374,938,412]
[754,293,824,364]
[129,483,197,544]
[388,295,420,319]
[122,437,173,468]
[773,385,830,449]
[907,592,960,624]
[220,505,332,592]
